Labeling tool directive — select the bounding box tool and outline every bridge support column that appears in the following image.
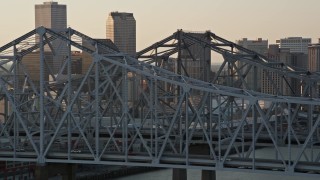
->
[202,170,216,180]
[35,163,76,180]
[35,165,49,180]
[62,164,77,180]
[172,168,187,180]
[190,144,217,180]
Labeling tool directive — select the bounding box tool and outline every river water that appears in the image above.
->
[113,168,318,180]
[114,147,319,180]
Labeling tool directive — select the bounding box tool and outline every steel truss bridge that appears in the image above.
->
[0,27,320,177]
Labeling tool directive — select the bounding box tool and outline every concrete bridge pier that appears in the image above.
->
[201,170,216,180]
[172,144,216,180]
[191,144,216,180]
[35,163,76,180]
[172,167,216,180]
[172,168,187,180]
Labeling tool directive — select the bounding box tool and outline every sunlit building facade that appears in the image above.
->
[262,44,307,96]
[181,32,211,82]
[106,12,136,57]
[277,37,311,54]
[308,43,320,72]
[236,38,268,91]
[308,42,320,97]
[35,1,67,74]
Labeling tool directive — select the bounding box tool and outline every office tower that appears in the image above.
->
[21,52,52,83]
[106,12,136,105]
[308,43,320,97]
[106,12,136,56]
[308,43,320,72]
[180,32,211,82]
[261,44,307,96]
[277,35,310,96]
[237,38,268,55]
[35,1,67,74]
[81,39,118,73]
[35,1,66,29]
[236,38,268,91]
[276,37,311,54]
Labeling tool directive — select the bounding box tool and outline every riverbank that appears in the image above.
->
[76,165,162,180]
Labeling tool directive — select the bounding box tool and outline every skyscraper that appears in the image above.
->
[181,32,211,82]
[35,1,67,74]
[106,12,136,56]
[236,38,268,55]
[261,44,307,96]
[236,38,268,91]
[276,37,311,54]
[308,43,320,72]
[308,42,320,97]
[35,1,67,29]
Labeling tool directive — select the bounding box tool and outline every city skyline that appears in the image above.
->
[1,1,320,179]
[1,0,319,55]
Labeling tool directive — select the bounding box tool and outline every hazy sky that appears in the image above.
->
[1,0,319,51]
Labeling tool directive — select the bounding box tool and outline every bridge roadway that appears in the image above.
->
[0,27,320,179]
[0,121,318,176]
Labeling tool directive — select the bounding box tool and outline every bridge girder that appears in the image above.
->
[137,30,320,97]
[0,27,320,177]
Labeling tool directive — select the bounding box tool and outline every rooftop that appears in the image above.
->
[110,12,134,17]
[43,1,58,5]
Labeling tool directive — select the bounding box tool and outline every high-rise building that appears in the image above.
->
[308,43,320,72]
[236,38,268,91]
[35,1,67,29]
[308,43,320,97]
[35,1,67,74]
[106,12,136,105]
[181,32,211,82]
[236,38,268,55]
[261,44,307,96]
[276,37,311,54]
[81,39,118,73]
[106,12,136,56]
